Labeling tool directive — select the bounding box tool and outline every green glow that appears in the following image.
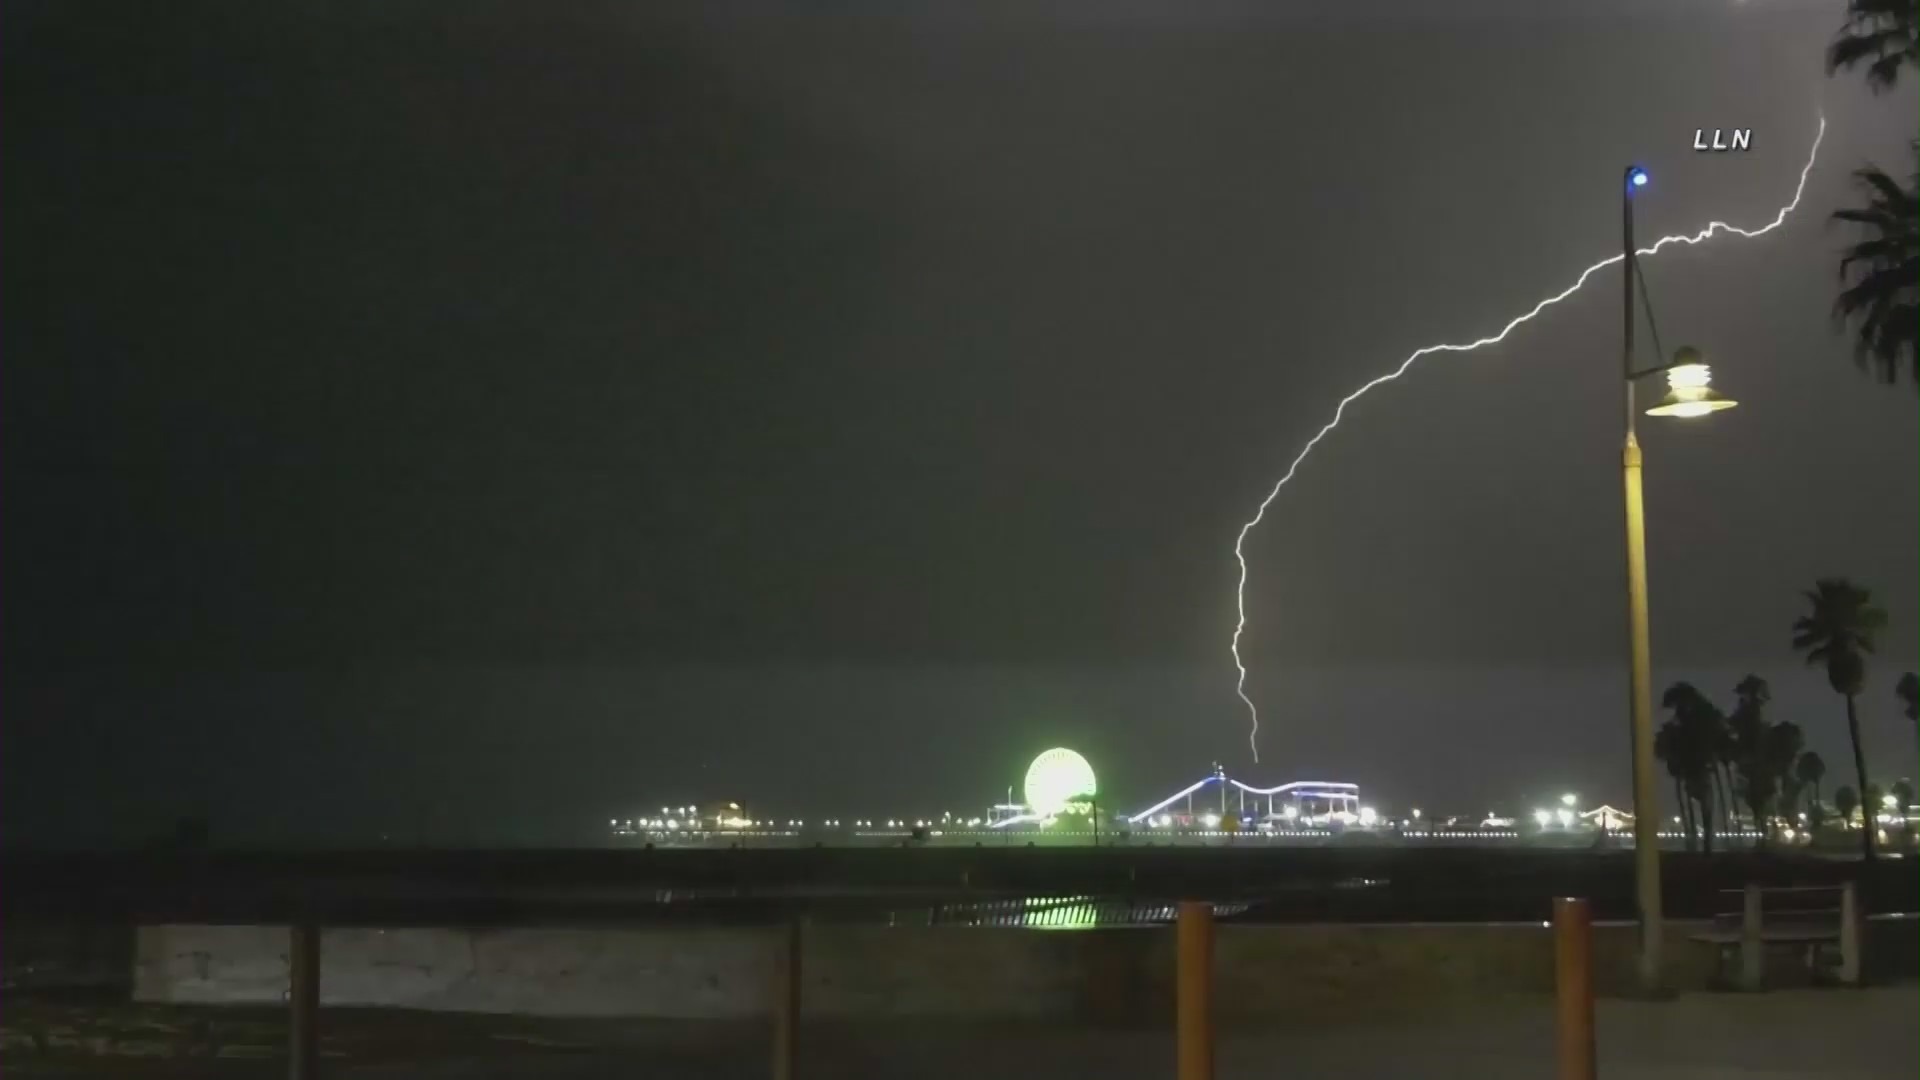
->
[1026,896,1099,930]
[1023,748,1097,818]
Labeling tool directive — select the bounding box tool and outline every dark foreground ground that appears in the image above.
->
[6,986,1916,1079]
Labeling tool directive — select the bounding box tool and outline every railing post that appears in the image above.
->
[1553,897,1595,1080]
[1838,881,1861,985]
[1176,900,1213,1080]
[771,917,802,1080]
[288,922,320,1080]
[1739,883,1763,991]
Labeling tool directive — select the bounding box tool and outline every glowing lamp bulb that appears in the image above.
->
[1646,351,1738,418]
[1629,167,1649,188]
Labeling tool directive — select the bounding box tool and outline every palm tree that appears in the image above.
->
[1713,719,1742,829]
[1656,719,1696,849]
[1728,676,1768,830]
[1826,2,1919,385]
[1827,0,1920,92]
[1901,674,1919,765]
[1831,163,1919,387]
[1796,750,1828,815]
[1727,677,1806,846]
[1836,785,1860,830]
[1793,578,1889,860]
[1662,682,1722,853]
[1761,722,1805,839]
[1778,772,1804,828]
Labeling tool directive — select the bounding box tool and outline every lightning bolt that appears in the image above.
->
[1233,114,1827,763]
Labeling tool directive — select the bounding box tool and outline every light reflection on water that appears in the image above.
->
[922,896,1254,930]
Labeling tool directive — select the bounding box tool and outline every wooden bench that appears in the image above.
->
[1688,883,1860,990]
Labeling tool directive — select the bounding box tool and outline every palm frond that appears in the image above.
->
[1827,0,1920,91]
[1830,162,1920,387]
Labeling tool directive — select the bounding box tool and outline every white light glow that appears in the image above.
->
[1534,809,1553,827]
[1668,363,1710,389]
[1230,115,1826,760]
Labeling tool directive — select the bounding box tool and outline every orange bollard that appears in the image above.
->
[1553,897,1595,1080]
[1176,901,1214,1080]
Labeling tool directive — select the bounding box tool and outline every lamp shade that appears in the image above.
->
[1646,347,1737,418]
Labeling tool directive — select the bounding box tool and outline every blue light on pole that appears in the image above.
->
[1628,167,1650,192]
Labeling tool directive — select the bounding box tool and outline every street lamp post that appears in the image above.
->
[1621,163,1664,996]
[1620,164,1737,995]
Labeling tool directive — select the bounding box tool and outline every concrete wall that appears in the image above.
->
[134,919,1908,1022]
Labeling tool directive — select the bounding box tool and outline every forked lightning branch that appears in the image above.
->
[1230,116,1828,762]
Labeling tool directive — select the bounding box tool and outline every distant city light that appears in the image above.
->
[1555,808,1574,827]
[1560,793,1577,807]
[1358,806,1378,827]
[1282,805,1299,821]
[1533,809,1553,828]
[1201,813,1221,828]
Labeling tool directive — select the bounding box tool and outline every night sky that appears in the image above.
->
[5,0,1915,846]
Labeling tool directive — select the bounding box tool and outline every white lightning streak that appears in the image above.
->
[1233,115,1827,763]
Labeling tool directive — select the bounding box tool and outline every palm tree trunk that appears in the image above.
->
[1696,792,1715,855]
[1845,693,1875,861]
[1673,779,1693,851]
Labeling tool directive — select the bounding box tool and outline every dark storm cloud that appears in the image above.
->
[4,1,1913,844]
